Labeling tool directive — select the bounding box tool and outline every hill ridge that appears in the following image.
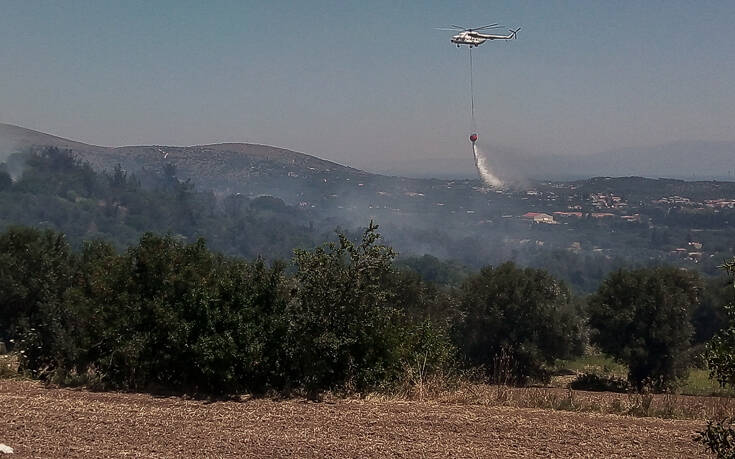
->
[0,122,377,200]
[0,122,362,172]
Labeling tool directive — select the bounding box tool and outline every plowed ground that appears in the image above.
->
[0,380,708,458]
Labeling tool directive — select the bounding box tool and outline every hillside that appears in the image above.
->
[0,123,373,200]
[0,123,110,156]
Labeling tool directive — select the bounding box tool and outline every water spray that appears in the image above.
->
[472,142,503,188]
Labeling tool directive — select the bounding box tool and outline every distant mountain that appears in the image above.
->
[0,123,375,200]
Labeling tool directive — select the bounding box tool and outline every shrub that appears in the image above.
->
[705,302,735,390]
[569,372,629,393]
[456,262,586,385]
[8,231,292,394]
[0,227,76,375]
[0,223,476,396]
[695,417,735,458]
[84,234,290,394]
[285,221,406,394]
[588,266,700,391]
[697,259,735,457]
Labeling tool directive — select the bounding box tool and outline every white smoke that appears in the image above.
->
[472,143,503,188]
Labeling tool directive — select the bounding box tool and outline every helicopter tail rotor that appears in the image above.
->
[510,27,521,39]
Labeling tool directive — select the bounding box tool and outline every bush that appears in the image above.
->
[569,373,629,393]
[86,234,290,394]
[4,222,452,396]
[456,262,586,385]
[400,320,456,376]
[10,232,292,394]
[693,275,733,344]
[588,266,700,391]
[0,226,76,374]
[705,303,735,390]
[697,259,735,456]
[695,417,735,458]
[285,221,406,394]
[2,223,593,397]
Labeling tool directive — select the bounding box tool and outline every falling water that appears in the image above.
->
[472,143,503,188]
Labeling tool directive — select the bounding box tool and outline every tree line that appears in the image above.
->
[0,222,575,394]
[0,147,323,261]
[0,220,732,395]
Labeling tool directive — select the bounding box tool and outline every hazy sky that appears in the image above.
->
[1,0,734,170]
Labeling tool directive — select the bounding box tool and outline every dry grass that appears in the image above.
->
[0,379,710,458]
[0,353,19,379]
[3,352,730,421]
[391,379,735,421]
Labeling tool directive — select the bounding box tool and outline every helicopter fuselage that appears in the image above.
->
[451,30,516,47]
[451,32,486,47]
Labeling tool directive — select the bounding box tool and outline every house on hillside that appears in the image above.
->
[521,212,555,224]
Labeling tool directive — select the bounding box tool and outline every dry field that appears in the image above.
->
[410,382,735,420]
[0,380,715,458]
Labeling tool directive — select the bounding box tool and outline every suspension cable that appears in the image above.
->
[468,46,476,133]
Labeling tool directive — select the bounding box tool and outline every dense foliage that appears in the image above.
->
[0,224,585,394]
[694,275,734,345]
[456,262,586,384]
[285,222,406,393]
[704,260,735,390]
[696,259,735,457]
[0,226,73,342]
[0,224,461,395]
[588,266,701,390]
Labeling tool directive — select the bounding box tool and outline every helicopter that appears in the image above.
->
[438,24,521,47]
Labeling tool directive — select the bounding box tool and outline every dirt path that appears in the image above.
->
[0,380,708,458]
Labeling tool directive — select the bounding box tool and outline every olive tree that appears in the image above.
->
[588,266,700,391]
[456,262,585,384]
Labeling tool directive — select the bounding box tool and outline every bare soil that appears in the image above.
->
[0,380,709,458]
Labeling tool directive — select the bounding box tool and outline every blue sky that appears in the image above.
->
[1,1,734,170]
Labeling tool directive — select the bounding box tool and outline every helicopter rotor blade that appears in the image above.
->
[450,24,468,30]
[473,23,501,31]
